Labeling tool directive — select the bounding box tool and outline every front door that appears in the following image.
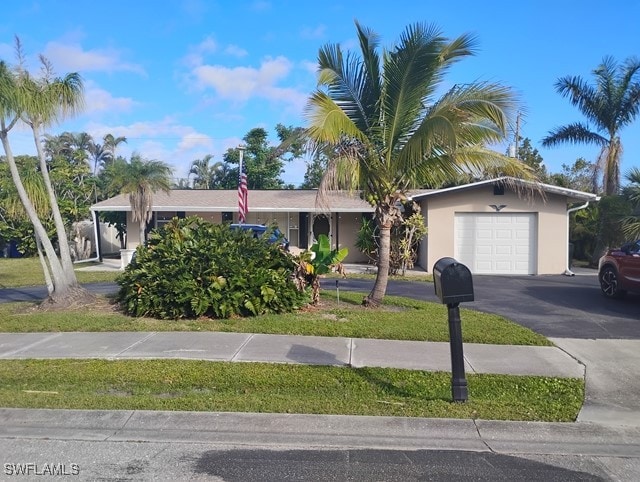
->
[310,214,331,244]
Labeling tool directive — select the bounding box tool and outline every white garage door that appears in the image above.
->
[454,213,537,275]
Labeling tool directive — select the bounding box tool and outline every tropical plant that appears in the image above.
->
[391,210,428,276]
[0,156,53,259]
[189,154,220,189]
[542,56,640,196]
[621,167,640,240]
[106,154,173,246]
[293,234,348,305]
[0,42,93,305]
[355,217,378,264]
[117,217,308,319]
[305,21,533,305]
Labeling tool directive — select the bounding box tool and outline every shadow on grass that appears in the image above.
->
[285,343,449,402]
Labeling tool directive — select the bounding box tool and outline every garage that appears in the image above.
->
[454,213,537,275]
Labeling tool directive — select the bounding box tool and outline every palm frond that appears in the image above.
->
[316,43,372,132]
[541,123,607,147]
[305,91,367,143]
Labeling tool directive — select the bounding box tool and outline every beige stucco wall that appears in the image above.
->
[126,212,141,248]
[337,212,369,263]
[417,186,570,275]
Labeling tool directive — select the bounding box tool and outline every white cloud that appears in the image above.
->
[42,41,146,76]
[84,118,216,178]
[177,132,213,151]
[183,36,218,68]
[192,56,293,101]
[224,44,248,58]
[83,82,136,115]
[300,25,326,40]
[250,1,271,12]
[301,60,318,76]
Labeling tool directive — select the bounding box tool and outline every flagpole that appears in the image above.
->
[238,144,246,224]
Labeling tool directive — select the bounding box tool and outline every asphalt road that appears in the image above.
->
[0,439,614,481]
[1,274,638,339]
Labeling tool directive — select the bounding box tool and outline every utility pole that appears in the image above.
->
[514,112,521,159]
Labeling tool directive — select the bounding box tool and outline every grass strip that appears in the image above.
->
[0,359,583,422]
[0,257,120,287]
[0,290,551,346]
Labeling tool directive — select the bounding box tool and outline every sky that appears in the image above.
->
[1,0,639,187]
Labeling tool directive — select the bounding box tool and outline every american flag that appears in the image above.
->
[238,163,248,223]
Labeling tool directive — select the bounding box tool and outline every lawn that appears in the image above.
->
[0,257,119,287]
[0,290,551,346]
[0,257,581,422]
[0,359,583,422]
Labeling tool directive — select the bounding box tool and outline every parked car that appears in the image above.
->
[229,224,290,251]
[598,240,640,298]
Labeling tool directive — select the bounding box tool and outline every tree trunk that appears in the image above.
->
[2,128,92,307]
[311,276,320,305]
[1,130,66,288]
[364,222,391,306]
[139,222,146,248]
[35,232,53,295]
[32,124,78,287]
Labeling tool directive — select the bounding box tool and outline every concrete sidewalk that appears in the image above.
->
[0,331,583,378]
[1,331,639,467]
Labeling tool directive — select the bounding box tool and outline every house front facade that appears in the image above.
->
[90,178,599,274]
[90,189,376,263]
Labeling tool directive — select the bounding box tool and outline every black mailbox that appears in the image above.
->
[433,257,474,305]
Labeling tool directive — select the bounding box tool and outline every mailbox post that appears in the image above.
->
[432,257,474,402]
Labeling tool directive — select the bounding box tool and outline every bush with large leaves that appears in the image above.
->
[116,217,308,319]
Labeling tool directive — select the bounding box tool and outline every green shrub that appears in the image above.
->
[116,217,309,319]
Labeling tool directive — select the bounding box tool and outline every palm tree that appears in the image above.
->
[102,133,127,162]
[0,156,54,291]
[108,154,173,245]
[91,133,127,174]
[189,154,220,189]
[542,56,640,196]
[305,21,533,306]
[0,43,90,305]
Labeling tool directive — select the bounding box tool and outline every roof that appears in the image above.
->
[91,189,375,213]
[408,177,600,203]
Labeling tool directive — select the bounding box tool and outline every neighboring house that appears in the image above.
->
[410,177,599,275]
[89,178,599,274]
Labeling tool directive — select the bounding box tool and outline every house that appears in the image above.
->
[90,189,377,263]
[410,177,599,275]
[89,178,599,274]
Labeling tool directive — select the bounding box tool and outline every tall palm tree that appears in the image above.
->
[542,56,640,196]
[0,156,54,291]
[108,154,173,245]
[189,154,220,189]
[18,55,85,289]
[91,133,127,174]
[0,45,89,305]
[305,21,533,305]
[102,133,127,162]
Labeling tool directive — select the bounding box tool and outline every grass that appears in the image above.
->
[0,258,582,422]
[0,359,584,422]
[0,290,551,346]
[0,257,119,287]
